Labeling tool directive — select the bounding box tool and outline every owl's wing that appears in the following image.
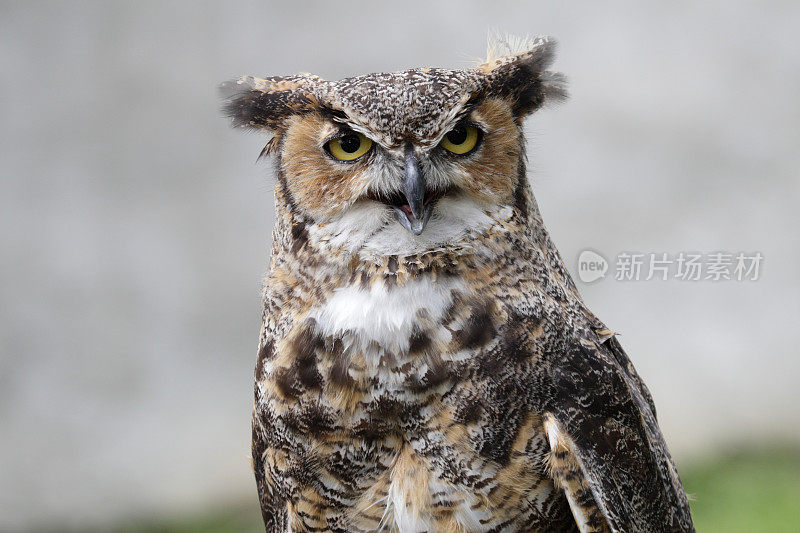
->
[252,335,289,532]
[543,335,695,533]
[252,411,288,532]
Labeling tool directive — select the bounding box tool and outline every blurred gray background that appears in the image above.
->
[2,1,799,530]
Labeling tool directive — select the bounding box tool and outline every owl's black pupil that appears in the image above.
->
[339,134,361,153]
[447,126,468,145]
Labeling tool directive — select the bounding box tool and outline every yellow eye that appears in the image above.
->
[440,124,480,155]
[326,132,373,161]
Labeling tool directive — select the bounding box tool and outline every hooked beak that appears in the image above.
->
[394,144,432,235]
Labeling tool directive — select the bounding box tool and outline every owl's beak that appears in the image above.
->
[396,145,431,235]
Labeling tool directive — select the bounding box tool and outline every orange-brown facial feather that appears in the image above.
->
[280,113,371,219]
[451,98,523,205]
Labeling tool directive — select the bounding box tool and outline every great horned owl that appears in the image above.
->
[221,37,694,533]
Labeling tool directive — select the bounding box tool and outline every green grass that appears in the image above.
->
[116,448,800,532]
[680,448,800,533]
[112,501,263,533]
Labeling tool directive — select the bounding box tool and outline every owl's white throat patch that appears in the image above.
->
[311,193,504,257]
[309,275,461,356]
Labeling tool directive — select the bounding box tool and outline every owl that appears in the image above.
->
[221,37,694,533]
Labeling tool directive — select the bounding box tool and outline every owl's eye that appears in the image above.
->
[440,124,481,155]
[326,132,373,161]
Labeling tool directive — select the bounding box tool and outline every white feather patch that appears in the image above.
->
[309,276,462,356]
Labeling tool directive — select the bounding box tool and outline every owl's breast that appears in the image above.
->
[256,270,573,531]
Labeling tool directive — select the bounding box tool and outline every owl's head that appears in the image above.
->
[222,37,565,257]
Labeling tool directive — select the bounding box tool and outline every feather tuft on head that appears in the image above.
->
[476,33,567,116]
[484,31,548,64]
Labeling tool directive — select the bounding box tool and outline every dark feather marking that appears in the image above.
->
[352,418,390,442]
[441,291,464,325]
[386,255,398,274]
[369,396,422,432]
[454,394,483,425]
[476,345,505,377]
[291,221,309,254]
[285,448,322,489]
[256,339,275,381]
[454,299,496,350]
[291,322,324,390]
[299,403,336,435]
[274,367,301,400]
[513,159,529,218]
[501,310,541,362]
[408,355,453,392]
[329,356,356,390]
[408,327,432,354]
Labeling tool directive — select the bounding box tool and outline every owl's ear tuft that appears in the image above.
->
[479,37,567,118]
[219,75,322,132]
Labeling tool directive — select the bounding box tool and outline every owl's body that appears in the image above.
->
[223,37,694,532]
